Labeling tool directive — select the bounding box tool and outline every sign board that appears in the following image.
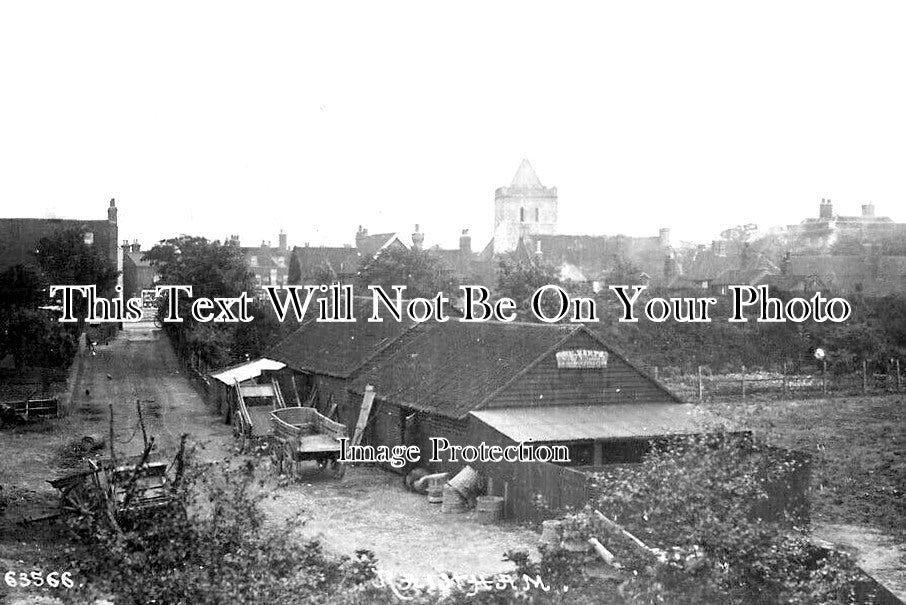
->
[556,350,609,369]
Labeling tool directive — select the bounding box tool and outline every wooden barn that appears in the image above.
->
[265,297,417,431]
[347,320,718,473]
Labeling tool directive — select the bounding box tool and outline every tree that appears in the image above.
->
[143,236,256,368]
[0,265,77,369]
[36,227,119,292]
[356,246,449,299]
[497,252,560,303]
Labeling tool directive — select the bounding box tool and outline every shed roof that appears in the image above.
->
[350,322,600,419]
[266,297,417,378]
[210,358,285,385]
[471,403,724,442]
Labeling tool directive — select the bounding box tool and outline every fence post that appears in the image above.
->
[653,366,659,381]
[822,359,827,396]
[862,359,868,394]
[741,365,746,399]
[697,366,703,402]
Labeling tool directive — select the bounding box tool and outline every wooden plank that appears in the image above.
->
[351,385,375,447]
[239,384,275,398]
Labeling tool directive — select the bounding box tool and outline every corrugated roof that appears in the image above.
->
[350,322,584,419]
[210,358,285,385]
[471,403,724,442]
[265,297,417,378]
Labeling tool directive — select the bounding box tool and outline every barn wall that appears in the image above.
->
[489,331,675,408]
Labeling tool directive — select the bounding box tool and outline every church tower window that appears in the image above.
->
[520,207,525,222]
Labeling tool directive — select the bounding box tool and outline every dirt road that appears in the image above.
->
[0,323,232,514]
[2,324,540,583]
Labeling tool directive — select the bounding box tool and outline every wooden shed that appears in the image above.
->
[346,321,713,471]
[265,297,417,429]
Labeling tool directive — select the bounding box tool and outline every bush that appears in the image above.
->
[65,451,381,604]
[583,432,863,604]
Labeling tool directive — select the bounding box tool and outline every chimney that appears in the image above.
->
[861,203,875,217]
[131,239,141,253]
[659,227,670,247]
[459,229,471,254]
[412,224,424,250]
[819,198,833,219]
[356,225,369,249]
[107,198,117,223]
[664,253,678,280]
[279,230,287,251]
[121,239,130,253]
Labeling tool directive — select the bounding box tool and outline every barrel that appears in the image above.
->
[447,466,483,500]
[475,495,504,524]
[441,484,468,514]
[427,486,444,504]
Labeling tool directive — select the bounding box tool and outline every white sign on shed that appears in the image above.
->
[556,350,609,369]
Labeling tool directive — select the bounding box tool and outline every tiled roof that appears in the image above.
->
[349,321,584,419]
[293,246,362,278]
[265,297,416,378]
[356,233,404,257]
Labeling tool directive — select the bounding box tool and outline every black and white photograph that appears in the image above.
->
[1,3,904,604]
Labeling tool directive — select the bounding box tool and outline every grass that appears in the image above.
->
[704,393,906,538]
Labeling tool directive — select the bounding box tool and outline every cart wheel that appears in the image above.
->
[60,483,100,518]
[329,460,346,479]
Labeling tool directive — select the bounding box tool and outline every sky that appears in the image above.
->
[1,2,904,251]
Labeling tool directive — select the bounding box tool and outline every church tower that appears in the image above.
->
[492,159,558,253]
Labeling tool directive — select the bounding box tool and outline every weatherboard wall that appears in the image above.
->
[486,330,677,409]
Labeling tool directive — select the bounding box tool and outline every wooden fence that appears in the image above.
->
[654,359,905,402]
[473,459,591,523]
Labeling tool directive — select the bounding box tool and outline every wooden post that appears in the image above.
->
[697,366,703,402]
[862,359,868,394]
[741,365,747,399]
[822,359,827,396]
[653,366,659,381]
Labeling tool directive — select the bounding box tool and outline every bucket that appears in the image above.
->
[447,466,483,500]
[441,484,468,514]
[540,520,562,548]
[427,486,444,504]
[475,495,504,524]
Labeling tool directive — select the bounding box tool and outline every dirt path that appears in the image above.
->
[2,325,541,585]
[260,464,540,577]
[0,325,232,516]
[814,523,906,602]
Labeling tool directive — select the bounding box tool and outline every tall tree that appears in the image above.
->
[356,246,449,299]
[0,265,76,369]
[496,252,560,303]
[143,236,261,368]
